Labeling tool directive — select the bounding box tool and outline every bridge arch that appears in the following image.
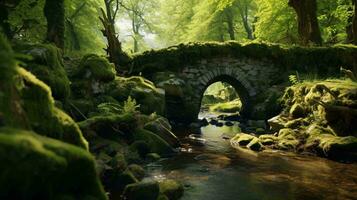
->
[197,73,252,119]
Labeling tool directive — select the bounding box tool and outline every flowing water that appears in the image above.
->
[146,113,357,200]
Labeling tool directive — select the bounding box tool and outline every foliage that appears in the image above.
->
[124,96,140,113]
[97,102,123,115]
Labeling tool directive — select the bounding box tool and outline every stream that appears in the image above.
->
[145,113,357,200]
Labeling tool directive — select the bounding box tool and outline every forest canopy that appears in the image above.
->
[0,0,356,55]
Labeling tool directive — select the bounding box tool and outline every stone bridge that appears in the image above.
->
[129,42,357,123]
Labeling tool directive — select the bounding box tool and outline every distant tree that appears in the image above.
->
[44,0,65,49]
[101,0,129,70]
[288,0,322,45]
[353,0,357,44]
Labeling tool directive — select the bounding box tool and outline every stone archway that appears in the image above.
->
[197,74,251,119]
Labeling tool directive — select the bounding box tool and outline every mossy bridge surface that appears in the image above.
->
[128,42,357,123]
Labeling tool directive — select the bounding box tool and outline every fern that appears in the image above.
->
[289,71,300,85]
[123,96,140,113]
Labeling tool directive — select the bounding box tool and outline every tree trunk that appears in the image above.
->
[237,3,254,40]
[353,0,357,44]
[225,10,235,40]
[0,6,12,39]
[44,0,65,49]
[288,0,322,45]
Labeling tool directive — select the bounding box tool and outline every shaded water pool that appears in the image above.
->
[146,119,357,200]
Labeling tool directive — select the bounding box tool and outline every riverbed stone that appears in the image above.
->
[123,181,160,200]
[159,179,184,200]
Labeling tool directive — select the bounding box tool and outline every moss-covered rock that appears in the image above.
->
[78,113,137,140]
[14,43,71,100]
[123,181,160,200]
[159,180,184,200]
[230,133,255,147]
[289,103,306,119]
[128,164,146,181]
[144,118,180,148]
[0,37,88,149]
[72,54,116,82]
[247,137,263,151]
[0,127,107,200]
[108,76,165,115]
[133,129,176,156]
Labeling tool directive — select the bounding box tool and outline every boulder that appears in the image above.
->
[159,180,184,200]
[247,137,263,151]
[289,103,305,119]
[230,133,255,147]
[123,181,160,200]
[0,128,107,200]
[144,119,180,148]
[133,129,176,156]
[268,115,286,131]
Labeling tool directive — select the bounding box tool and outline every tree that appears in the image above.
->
[44,0,65,49]
[353,0,357,44]
[288,0,323,45]
[100,0,130,70]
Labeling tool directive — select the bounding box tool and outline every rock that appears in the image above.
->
[133,129,175,156]
[159,179,184,200]
[247,137,263,151]
[189,122,201,129]
[0,59,88,149]
[209,119,218,125]
[144,119,181,148]
[225,121,234,126]
[15,43,71,100]
[222,114,241,121]
[268,115,286,131]
[130,140,151,158]
[74,54,116,82]
[230,133,255,147]
[289,103,305,119]
[188,134,206,146]
[110,170,138,192]
[199,118,209,126]
[255,128,266,134]
[128,164,145,181]
[0,128,107,200]
[259,135,278,145]
[79,113,137,140]
[216,122,224,127]
[123,181,160,200]
[146,153,161,162]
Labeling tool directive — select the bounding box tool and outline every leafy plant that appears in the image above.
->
[123,96,140,113]
[289,71,300,85]
[97,102,123,115]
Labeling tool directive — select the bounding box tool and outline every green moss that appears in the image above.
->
[14,43,71,100]
[247,137,263,151]
[230,133,255,147]
[133,129,175,156]
[209,99,242,113]
[123,181,160,200]
[0,127,107,200]
[18,68,88,149]
[128,164,145,181]
[289,103,305,118]
[79,113,137,140]
[159,180,184,200]
[73,54,116,82]
[130,41,357,77]
[108,76,165,115]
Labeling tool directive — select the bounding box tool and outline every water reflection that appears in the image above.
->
[146,120,357,200]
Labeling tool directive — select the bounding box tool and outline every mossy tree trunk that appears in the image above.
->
[347,5,354,43]
[288,0,322,46]
[44,0,65,49]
